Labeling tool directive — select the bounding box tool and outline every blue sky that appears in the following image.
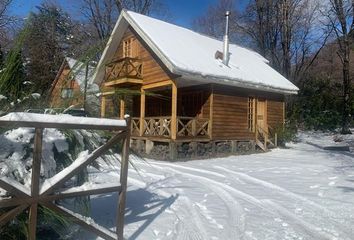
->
[10,0,247,28]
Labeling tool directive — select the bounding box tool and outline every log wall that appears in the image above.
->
[267,100,284,128]
[212,85,285,140]
[212,90,254,140]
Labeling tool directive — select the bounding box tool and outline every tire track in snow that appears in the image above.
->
[149,161,227,178]
[215,166,352,239]
[174,197,210,240]
[143,164,244,239]
[148,163,342,240]
[214,166,334,215]
[262,200,340,240]
[128,174,209,240]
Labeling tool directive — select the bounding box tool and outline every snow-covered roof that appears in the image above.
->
[93,10,298,95]
[0,112,127,130]
[65,57,99,93]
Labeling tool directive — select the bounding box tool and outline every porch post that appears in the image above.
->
[139,89,145,136]
[100,96,106,118]
[119,98,125,119]
[208,84,214,139]
[171,82,177,140]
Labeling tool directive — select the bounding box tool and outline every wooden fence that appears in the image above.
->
[0,112,131,240]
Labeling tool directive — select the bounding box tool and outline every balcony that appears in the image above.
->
[104,57,143,87]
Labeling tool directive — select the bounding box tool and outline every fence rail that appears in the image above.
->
[0,113,131,240]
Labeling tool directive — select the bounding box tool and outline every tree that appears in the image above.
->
[0,0,15,44]
[324,0,353,134]
[0,0,14,30]
[0,50,25,100]
[80,0,167,41]
[115,0,164,14]
[193,0,238,40]
[24,3,78,96]
[0,44,4,69]
[80,0,118,41]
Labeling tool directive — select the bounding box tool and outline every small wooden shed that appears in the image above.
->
[93,10,299,158]
[48,57,98,109]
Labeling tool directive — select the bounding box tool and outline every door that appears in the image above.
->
[256,99,267,130]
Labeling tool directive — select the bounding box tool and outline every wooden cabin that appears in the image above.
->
[93,10,298,159]
[48,57,98,109]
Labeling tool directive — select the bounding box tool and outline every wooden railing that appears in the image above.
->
[0,113,131,240]
[131,117,140,136]
[131,116,210,139]
[177,117,210,138]
[256,125,278,151]
[105,57,143,82]
[143,117,172,138]
[268,126,278,147]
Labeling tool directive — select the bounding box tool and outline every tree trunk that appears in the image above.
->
[341,42,351,134]
[280,0,292,79]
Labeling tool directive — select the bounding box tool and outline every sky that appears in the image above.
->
[9,0,247,29]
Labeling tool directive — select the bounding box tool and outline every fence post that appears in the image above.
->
[29,128,43,240]
[117,116,131,240]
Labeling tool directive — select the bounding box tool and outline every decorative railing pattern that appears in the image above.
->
[131,117,140,136]
[141,117,172,138]
[131,116,210,139]
[105,57,143,82]
[177,117,210,137]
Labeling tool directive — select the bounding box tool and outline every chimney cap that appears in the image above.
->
[225,11,230,16]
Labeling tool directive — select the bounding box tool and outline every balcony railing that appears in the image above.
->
[131,116,210,139]
[105,57,143,83]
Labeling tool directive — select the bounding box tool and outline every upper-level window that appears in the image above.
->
[248,97,255,132]
[123,38,132,57]
[61,88,73,99]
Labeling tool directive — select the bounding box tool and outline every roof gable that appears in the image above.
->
[49,58,98,97]
[93,10,299,94]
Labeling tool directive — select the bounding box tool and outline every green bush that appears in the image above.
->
[291,77,345,131]
[273,122,297,147]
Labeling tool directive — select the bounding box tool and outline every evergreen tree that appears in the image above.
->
[0,44,4,69]
[24,3,76,97]
[0,48,26,102]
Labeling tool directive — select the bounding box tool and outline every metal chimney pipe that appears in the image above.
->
[223,11,230,66]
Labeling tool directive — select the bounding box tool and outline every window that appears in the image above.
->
[248,97,255,132]
[61,88,74,99]
[123,39,132,57]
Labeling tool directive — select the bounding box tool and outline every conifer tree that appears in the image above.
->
[25,3,76,97]
[0,47,26,102]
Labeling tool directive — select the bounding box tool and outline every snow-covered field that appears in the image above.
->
[83,133,354,240]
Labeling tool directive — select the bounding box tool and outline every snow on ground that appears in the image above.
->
[76,133,354,240]
[298,129,354,152]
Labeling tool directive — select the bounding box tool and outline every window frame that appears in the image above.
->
[248,97,256,132]
[123,38,132,58]
[61,88,74,99]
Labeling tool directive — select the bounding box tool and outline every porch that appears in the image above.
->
[100,57,213,142]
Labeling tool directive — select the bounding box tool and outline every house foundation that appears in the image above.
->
[131,138,260,161]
